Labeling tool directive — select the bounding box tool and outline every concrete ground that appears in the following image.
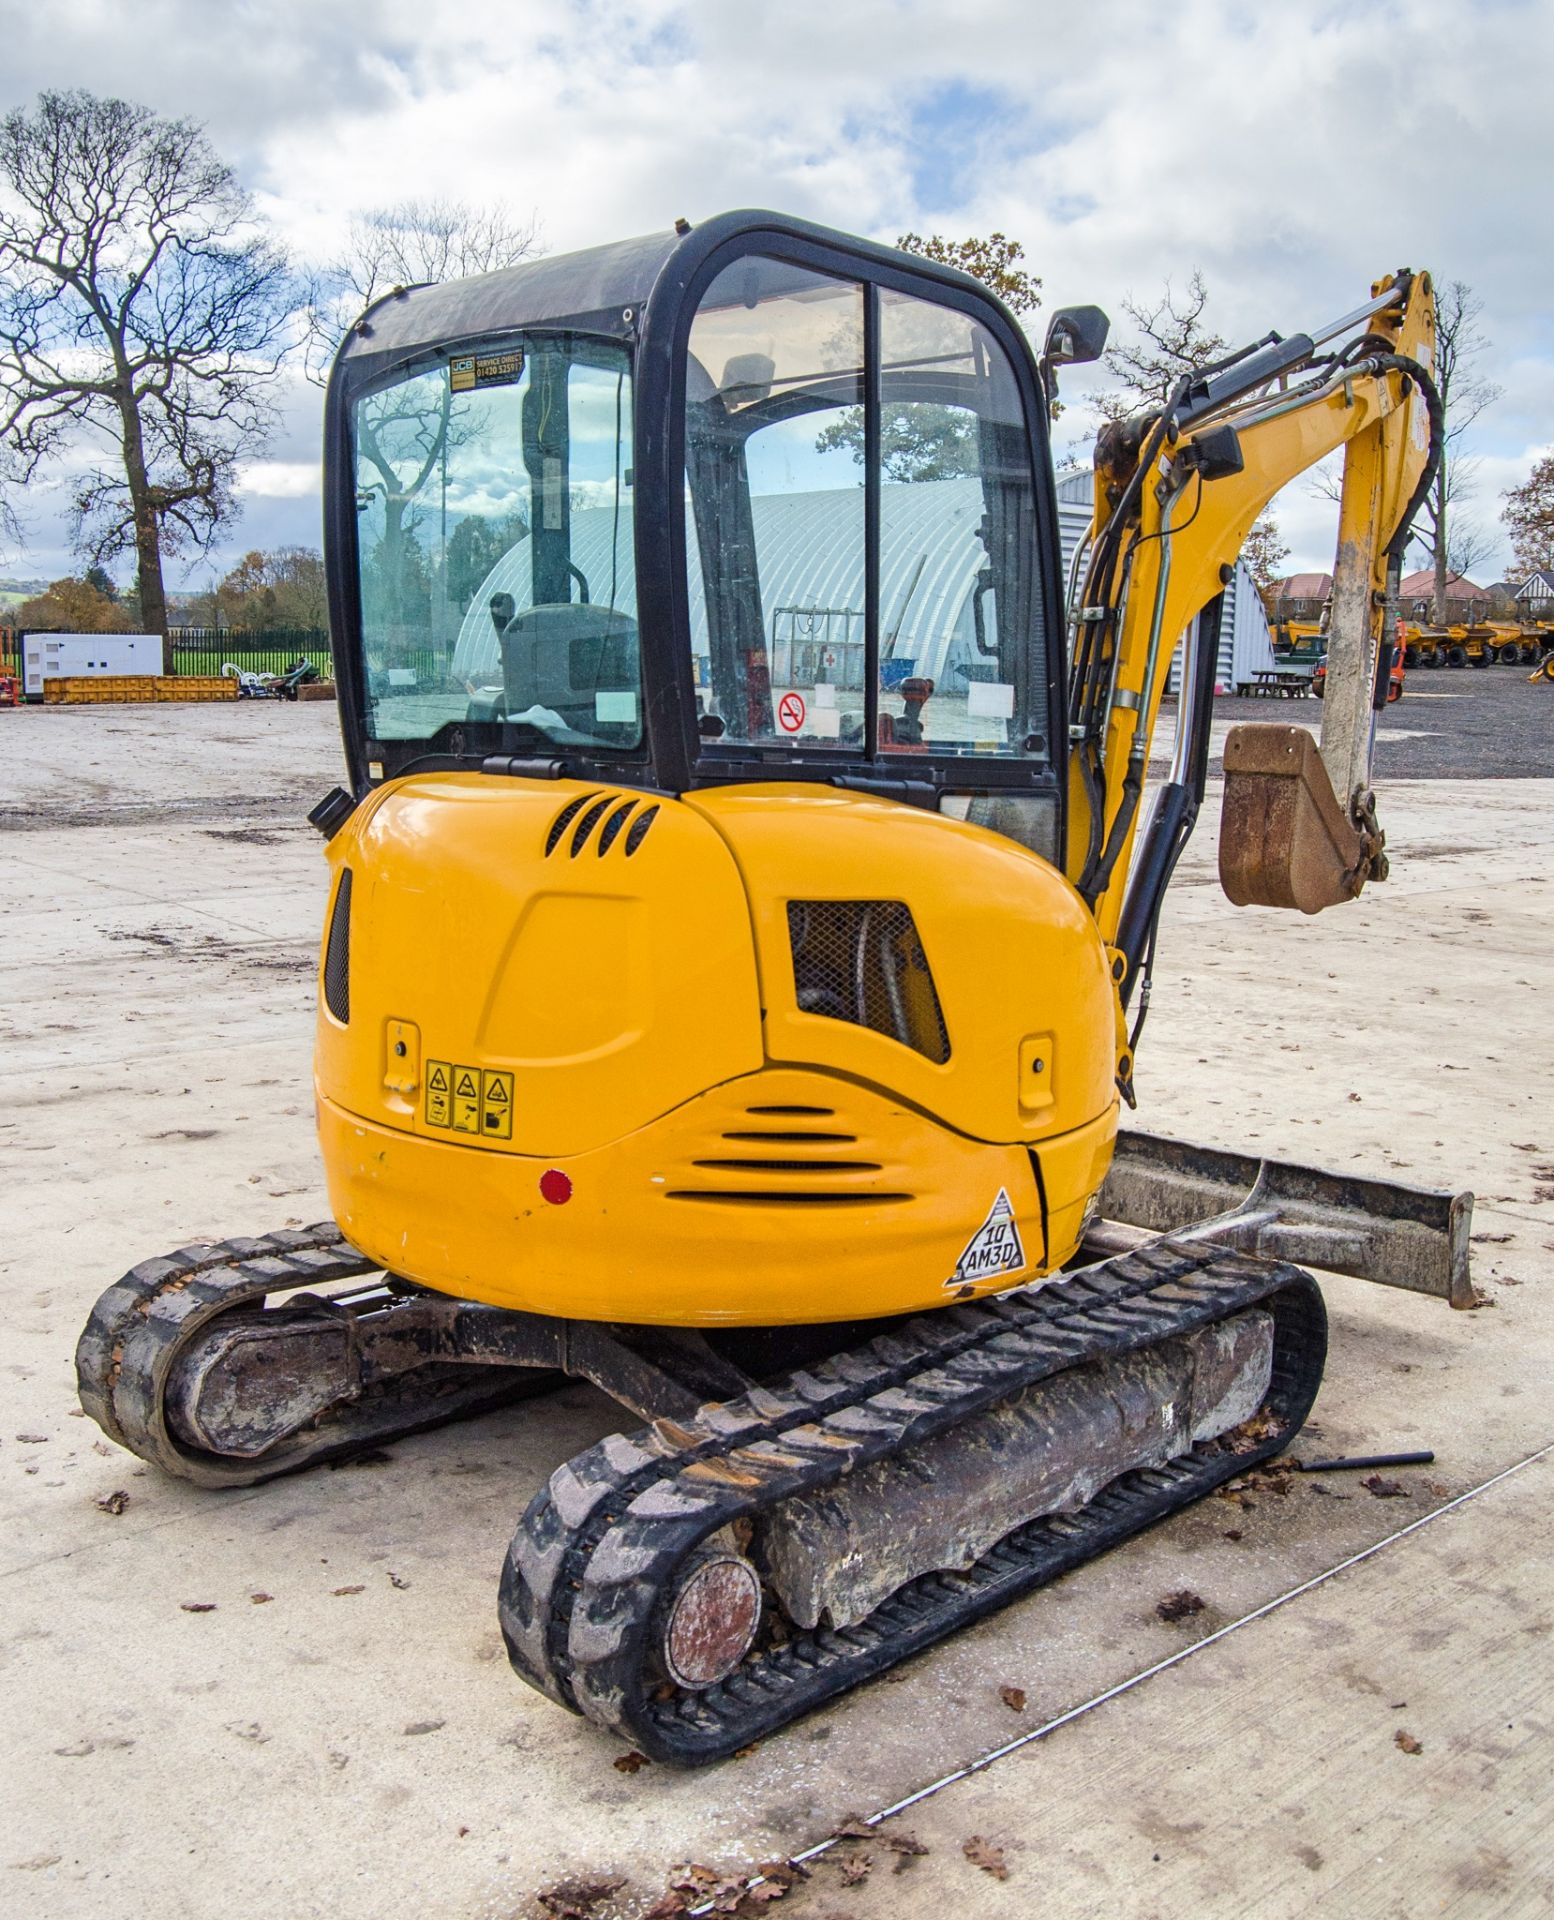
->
[2,696,1551,1919]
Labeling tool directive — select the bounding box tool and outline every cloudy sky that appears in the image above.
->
[3,0,1551,588]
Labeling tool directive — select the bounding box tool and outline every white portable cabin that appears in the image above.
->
[1054,469,1276,692]
[21,632,162,698]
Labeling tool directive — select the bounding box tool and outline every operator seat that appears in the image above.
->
[495,598,641,740]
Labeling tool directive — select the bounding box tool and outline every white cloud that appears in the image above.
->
[4,0,1551,588]
[235,460,320,499]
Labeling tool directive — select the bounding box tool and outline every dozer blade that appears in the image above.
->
[1092,1129,1473,1308]
[1218,723,1379,912]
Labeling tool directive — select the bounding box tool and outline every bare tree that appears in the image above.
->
[1443,518,1497,582]
[1412,281,1500,619]
[308,200,541,647]
[1090,270,1226,425]
[1089,270,1285,594]
[308,197,542,377]
[0,91,302,663]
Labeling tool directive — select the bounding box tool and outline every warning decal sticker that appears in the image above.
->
[944,1188,1026,1289]
[425,1060,452,1129]
[425,1061,514,1141]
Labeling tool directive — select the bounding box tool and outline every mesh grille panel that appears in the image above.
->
[323,868,352,1024]
[786,901,950,1063]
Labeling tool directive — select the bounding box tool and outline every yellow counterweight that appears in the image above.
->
[315,775,1118,1324]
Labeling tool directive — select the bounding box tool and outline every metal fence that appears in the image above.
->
[0,626,337,684]
[168,627,333,679]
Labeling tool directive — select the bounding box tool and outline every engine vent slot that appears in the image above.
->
[666,1191,911,1207]
[570,796,614,857]
[323,868,352,1024]
[545,793,599,855]
[786,901,950,1063]
[720,1131,857,1144]
[745,1105,835,1117]
[596,799,637,854]
[625,804,660,855]
[691,1159,882,1174]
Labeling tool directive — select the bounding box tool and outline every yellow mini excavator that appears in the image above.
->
[78,213,1472,1763]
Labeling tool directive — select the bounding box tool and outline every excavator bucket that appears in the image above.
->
[1218,723,1372,913]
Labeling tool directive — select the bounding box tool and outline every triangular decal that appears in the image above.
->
[945,1188,1026,1288]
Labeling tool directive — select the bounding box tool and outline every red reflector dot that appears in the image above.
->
[539,1169,573,1205]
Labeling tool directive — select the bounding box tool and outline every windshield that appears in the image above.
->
[352,333,640,751]
[683,256,1048,762]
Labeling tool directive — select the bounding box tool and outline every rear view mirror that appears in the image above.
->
[1043,305,1110,367]
[1040,304,1109,405]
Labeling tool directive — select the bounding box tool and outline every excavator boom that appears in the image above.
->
[1064,270,1439,970]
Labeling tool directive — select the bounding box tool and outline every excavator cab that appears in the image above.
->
[324,213,1072,860]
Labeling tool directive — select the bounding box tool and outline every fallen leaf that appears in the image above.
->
[835,1816,875,1840]
[963,1835,1009,1880]
[95,1489,129,1515]
[388,1572,410,1589]
[403,1719,444,1736]
[741,1885,788,1906]
[643,1896,689,1919]
[1223,1529,1243,1542]
[15,1433,48,1444]
[180,1601,216,1613]
[999,1685,1027,1713]
[1426,1481,1450,1498]
[1361,1476,1410,1499]
[756,1862,808,1887]
[331,1584,366,1596]
[613,1750,649,1774]
[883,1830,929,1869]
[457,1826,470,1838]
[1395,1729,1423,1755]
[250,1592,273,1605]
[1156,1590,1206,1623]
[837,1855,873,1885]
[538,1876,627,1919]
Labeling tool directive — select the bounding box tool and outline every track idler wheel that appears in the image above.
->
[653,1549,763,1691]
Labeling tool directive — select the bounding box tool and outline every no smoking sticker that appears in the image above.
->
[777,691,806,733]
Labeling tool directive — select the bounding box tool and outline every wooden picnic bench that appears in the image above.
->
[1235,668,1311,698]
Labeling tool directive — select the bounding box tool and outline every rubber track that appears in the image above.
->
[498,1241,1327,1765]
[75,1222,532,1487]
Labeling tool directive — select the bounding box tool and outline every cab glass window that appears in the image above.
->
[684,259,866,748]
[875,291,1046,759]
[353,334,641,750]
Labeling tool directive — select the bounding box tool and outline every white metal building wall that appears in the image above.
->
[1055,468,1275,690]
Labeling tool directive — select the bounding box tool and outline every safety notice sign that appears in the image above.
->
[777,691,806,732]
[425,1060,514,1140]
